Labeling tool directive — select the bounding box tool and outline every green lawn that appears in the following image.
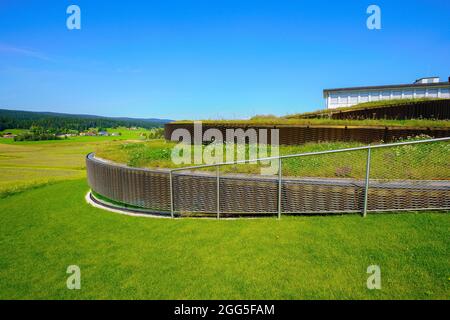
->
[0,179,448,299]
[0,135,448,300]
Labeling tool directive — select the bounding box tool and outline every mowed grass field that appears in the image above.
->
[0,133,449,299]
[0,179,448,299]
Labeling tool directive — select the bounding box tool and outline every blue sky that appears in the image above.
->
[0,0,449,120]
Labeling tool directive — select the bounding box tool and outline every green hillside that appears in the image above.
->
[0,109,172,132]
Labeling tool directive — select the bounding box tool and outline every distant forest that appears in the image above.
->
[0,109,171,133]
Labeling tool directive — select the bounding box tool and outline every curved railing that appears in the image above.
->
[86,137,450,218]
[86,154,172,214]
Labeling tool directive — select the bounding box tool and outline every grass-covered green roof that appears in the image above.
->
[286,98,447,119]
[172,98,450,128]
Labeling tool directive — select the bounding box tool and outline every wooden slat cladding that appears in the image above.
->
[165,123,449,145]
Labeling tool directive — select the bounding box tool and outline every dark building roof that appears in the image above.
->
[323,81,450,97]
[415,76,440,83]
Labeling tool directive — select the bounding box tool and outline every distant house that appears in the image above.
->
[2,133,17,138]
[81,131,97,136]
[323,76,450,109]
[56,133,75,138]
[98,131,109,136]
[111,132,121,136]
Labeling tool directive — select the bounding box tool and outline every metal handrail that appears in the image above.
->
[169,137,450,172]
[168,137,450,219]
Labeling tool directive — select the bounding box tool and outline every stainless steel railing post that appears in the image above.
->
[278,157,282,219]
[169,170,174,218]
[216,166,220,219]
[363,148,372,217]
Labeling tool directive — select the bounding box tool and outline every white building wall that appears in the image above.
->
[326,85,450,109]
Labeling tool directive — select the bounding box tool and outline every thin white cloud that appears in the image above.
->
[0,43,52,61]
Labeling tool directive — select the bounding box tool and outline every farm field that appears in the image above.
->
[0,134,448,300]
[0,127,151,144]
[0,127,148,197]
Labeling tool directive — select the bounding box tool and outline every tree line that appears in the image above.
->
[0,109,169,133]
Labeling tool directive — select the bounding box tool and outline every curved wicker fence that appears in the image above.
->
[86,139,450,218]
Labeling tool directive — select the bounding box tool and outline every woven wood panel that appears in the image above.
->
[164,123,450,145]
[86,153,450,216]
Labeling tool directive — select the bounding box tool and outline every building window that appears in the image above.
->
[338,94,348,105]
[330,94,338,104]
[349,93,358,104]
[381,91,391,100]
[370,91,380,101]
[359,93,369,103]
[392,91,402,98]
[441,88,450,98]
[428,89,438,98]
[415,89,426,98]
[404,90,413,99]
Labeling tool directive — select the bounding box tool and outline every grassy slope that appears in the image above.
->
[0,179,448,299]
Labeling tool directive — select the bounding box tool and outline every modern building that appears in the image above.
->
[323,76,450,109]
